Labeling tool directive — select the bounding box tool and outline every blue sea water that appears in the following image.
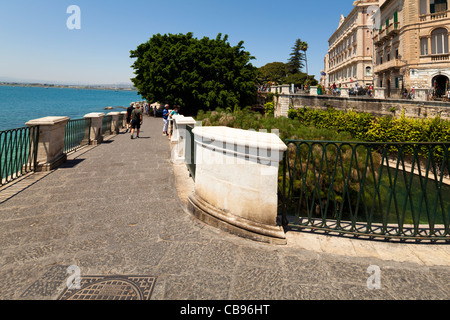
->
[0,85,143,131]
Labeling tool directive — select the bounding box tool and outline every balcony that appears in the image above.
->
[373,22,400,46]
[420,53,450,63]
[420,10,449,22]
[373,30,384,45]
[386,22,400,37]
[432,53,450,61]
[374,58,402,74]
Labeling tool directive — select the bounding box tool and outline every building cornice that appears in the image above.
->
[328,0,380,44]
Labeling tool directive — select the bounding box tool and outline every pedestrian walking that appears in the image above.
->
[130,104,143,139]
[125,102,135,133]
[162,104,170,136]
[168,105,180,140]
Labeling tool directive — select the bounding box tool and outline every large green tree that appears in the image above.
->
[256,62,317,87]
[256,62,289,84]
[288,39,306,74]
[130,33,257,115]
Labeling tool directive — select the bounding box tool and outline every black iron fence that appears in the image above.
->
[118,113,124,129]
[0,126,40,186]
[102,115,112,136]
[64,118,91,154]
[280,140,450,241]
[186,124,196,180]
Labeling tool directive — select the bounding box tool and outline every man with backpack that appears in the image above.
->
[130,104,143,139]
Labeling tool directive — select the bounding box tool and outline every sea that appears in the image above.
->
[0,85,143,131]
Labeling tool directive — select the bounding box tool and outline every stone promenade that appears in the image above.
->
[0,117,449,302]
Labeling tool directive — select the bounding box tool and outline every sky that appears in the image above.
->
[0,0,354,85]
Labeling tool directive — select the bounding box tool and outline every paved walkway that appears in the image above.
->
[0,117,449,301]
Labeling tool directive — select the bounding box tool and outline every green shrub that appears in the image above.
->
[264,102,274,116]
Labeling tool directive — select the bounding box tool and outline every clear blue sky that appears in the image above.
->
[0,0,353,85]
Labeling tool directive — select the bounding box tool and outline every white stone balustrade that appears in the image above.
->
[25,116,70,171]
[108,112,121,134]
[84,112,105,145]
[171,115,197,164]
[374,87,386,99]
[413,88,429,101]
[340,87,349,97]
[187,126,288,244]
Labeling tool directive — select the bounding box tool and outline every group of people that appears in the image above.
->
[124,102,181,140]
[329,82,373,97]
[125,102,144,139]
[162,104,180,139]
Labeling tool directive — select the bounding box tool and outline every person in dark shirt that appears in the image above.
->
[130,104,143,139]
[125,102,135,133]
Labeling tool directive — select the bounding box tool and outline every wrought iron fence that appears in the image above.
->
[280,140,450,241]
[186,124,196,180]
[64,118,91,154]
[102,115,112,136]
[0,126,40,186]
[118,113,124,129]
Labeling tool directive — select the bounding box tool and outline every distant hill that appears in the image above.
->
[0,77,135,90]
[0,81,136,91]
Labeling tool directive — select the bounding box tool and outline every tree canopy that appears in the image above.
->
[256,62,317,87]
[257,38,316,87]
[256,62,289,84]
[130,33,257,116]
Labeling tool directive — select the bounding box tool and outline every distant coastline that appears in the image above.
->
[0,82,137,92]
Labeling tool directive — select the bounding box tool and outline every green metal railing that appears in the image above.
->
[186,124,196,180]
[102,115,112,136]
[0,126,39,186]
[64,118,91,154]
[118,114,124,129]
[280,140,450,241]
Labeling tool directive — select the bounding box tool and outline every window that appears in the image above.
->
[431,28,449,54]
[366,66,372,76]
[421,38,429,55]
[431,0,448,13]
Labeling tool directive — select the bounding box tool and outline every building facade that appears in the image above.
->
[325,0,380,89]
[373,0,450,99]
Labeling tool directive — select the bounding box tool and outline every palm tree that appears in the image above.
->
[300,41,309,76]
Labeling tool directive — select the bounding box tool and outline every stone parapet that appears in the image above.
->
[340,87,349,97]
[107,112,121,134]
[171,115,197,164]
[188,126,287,244]
[286,93,450,120]
[25,116,70,171]
[84,113,105,145]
